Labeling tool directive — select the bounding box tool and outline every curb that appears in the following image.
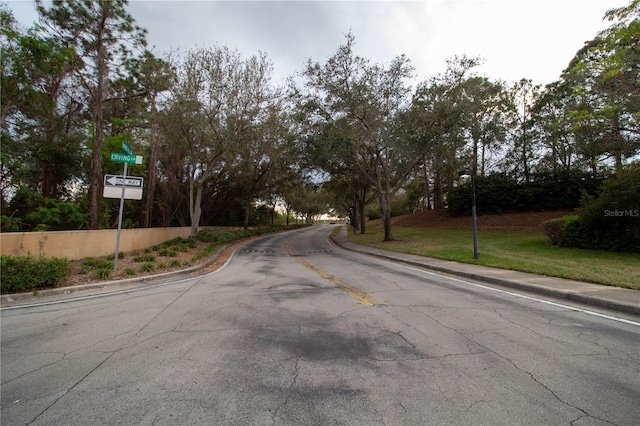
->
[329,236,640,318]
[1,243,232,307]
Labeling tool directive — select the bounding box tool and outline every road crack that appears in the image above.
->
[271,325,302,425]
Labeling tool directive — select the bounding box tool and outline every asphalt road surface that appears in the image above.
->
[2,225,639,425]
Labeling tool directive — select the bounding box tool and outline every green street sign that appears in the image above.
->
[110,152,142,164]
[122,141,132,155]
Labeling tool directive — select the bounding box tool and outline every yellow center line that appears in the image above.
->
[285,239,383,306]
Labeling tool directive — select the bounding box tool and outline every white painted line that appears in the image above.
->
[405,266,640,327]
[327,232,640,328]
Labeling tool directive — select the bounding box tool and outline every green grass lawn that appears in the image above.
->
[348,227,640,290]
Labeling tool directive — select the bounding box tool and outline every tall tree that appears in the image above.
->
[128,51,174,227]
[162,47,286,236]
[221,53,288,230]
[408,55,482,209]
[1,5,83,202]
[37,0,147,229]
[297,34,416,241]
[502,79,541,181]
[162,48,217,237]
[561,0,639,171]
[459,76,505,176]
[532,80,582,174]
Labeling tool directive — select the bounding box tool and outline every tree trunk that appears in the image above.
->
[434,171,444,209]
[189,178,202,238]
[381,201,393,241]
[243,200,251,230]
[270,203,276,227]
[143,95,159,228]
[378,187,394,241]
[89,8,108,230]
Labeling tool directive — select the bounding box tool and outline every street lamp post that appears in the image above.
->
[459,169,479,259]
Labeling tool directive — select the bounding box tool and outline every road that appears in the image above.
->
[2,225,639,425]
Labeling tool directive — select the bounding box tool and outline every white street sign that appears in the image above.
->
[103,186,143,200]
[104,175,144,188]
[103,174,144,200]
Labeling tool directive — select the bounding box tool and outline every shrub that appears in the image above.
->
[1,215,22,232]
[542,216,588,248]
[158,248,177,257]
[133,253,155,262]
[6,187,88,231]
[191,243,218,262]
[95,269,111,280]
[559,216,586,248]
[1,256,69,293]
[448,171,603,215]
[571,163,640,252]
[541,218,566,246]
[81,257,112,273]
[138,263,154,272]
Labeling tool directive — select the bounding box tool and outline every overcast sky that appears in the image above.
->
[7,0,628,86]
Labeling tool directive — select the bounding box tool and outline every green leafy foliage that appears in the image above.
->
[541,217,567,246]
[81,257,112,272]
[448,172,602,215]
[4,187,88,231]
[196,229,242,244]
[132,253,156,262]
[138,263,154,272]
[157,248,177,257]
[95,269,111,279]
[542,164,640,252]
[570,163,640,252]
[0,256,69,293]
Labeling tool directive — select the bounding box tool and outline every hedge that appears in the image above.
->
[1,256,69,294]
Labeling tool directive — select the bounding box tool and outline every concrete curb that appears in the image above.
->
[329,235,640,318]
[1,243,231,307]
[3,227,638,318]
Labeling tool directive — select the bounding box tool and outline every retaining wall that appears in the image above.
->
[1,227,193,260]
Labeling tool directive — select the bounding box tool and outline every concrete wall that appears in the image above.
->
[1,227,193,260]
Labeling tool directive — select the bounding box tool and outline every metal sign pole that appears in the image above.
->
[113,161,128,274]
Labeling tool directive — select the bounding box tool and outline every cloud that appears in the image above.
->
[8,0,622,86]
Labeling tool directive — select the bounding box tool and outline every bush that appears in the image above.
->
[541,164,640,252]
[6,187,88,231]
[139,263,154,272]
[573,164,640,252]
[448,171,602,215]
[133,253,156,262]
[158,248,177,257]
[1,256,69,293]
[81,257,112,271]
[542,216,585,248]
[95,269,111,280]
[541,218,565,246]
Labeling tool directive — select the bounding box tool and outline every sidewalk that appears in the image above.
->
[330,227,640,318]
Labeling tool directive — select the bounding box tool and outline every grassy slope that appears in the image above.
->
[348,212,640,290]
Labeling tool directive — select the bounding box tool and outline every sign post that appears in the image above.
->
[110,142,143,274]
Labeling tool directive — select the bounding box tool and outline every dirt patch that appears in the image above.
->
[382,210,574,231]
